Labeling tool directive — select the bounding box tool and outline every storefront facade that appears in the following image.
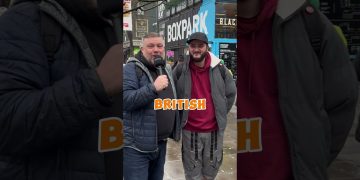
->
[159,0,237,78]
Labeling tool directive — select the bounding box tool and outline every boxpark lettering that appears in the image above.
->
[167,11,208,43]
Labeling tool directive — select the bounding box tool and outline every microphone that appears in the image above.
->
[154,55,166,75]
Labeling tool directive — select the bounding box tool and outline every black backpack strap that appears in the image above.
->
[175,63,184,80]
[135,65,143,80]
[218,64,227,81]
[126,58,145,80]
[10,1,63,64]
[40,10,63,63]
[9,0,40,7]
[301,2,325,60]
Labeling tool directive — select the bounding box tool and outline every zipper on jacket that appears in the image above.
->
[182,63,191,127]
[272,23,298,180]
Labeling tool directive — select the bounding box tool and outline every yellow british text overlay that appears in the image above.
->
[154,99,206,110]
[237,117,263,153]
[98,117,124,152]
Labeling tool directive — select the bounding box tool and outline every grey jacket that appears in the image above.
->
[273,0,358,179]
[173,52,237,132]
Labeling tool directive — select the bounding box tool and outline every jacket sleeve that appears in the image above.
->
[224,66,236,113]
[0,4,111,156]
[123,63,158,111]
[319,13,358,163]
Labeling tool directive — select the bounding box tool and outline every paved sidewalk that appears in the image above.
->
[329,120,360,180]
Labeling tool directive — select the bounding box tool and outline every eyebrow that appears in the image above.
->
[147,43,164,46]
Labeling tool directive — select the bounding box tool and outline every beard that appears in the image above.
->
[190,51,207,62]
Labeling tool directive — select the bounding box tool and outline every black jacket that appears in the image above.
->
[0,1,116,179]
[268,1,358,179]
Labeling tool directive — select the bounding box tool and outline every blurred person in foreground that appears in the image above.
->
[237,0,358,179]
[0,0,123,179]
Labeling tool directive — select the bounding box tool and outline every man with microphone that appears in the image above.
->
[123,32,181,180]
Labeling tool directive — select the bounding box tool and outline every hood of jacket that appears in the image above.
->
[209,52,221,68]
[276,0,306,21]
[238,0,278,34]
[186,51,221,68]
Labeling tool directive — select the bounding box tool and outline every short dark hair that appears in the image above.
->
[142,32,162,39]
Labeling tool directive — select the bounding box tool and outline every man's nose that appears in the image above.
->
[153,46,160,52]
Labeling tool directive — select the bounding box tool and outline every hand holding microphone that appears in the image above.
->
[153,55,168,92]
[154,75,168,92]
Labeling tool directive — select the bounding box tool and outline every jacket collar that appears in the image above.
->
[276,0,306,21]
[184,51,221,68]
[209,52,221,68]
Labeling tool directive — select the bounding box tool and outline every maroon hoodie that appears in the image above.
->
[237,0,293,179]
[185,52,218,132]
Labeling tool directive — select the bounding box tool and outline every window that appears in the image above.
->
[177,0,187,12]
[172,6,176,14]
[215,2,237,39]
[165,9,170,17]
[188,0,193,7]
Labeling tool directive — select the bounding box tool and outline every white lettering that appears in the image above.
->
[186,17,192,39]
[181,19,187,40]
[199,11,208,34]
[171,23,176,42]
[167,25,171,43]
[217,18,236,26]
[193,14,199,33]
[177,21,182,41]
[166,11,209,43]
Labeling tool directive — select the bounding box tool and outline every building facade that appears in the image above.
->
[158,0,237,78]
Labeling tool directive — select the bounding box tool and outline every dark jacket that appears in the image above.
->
[123,57,180,152]
[272,0,358,179]
[353,52,360,142]
[0,1,115,179]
